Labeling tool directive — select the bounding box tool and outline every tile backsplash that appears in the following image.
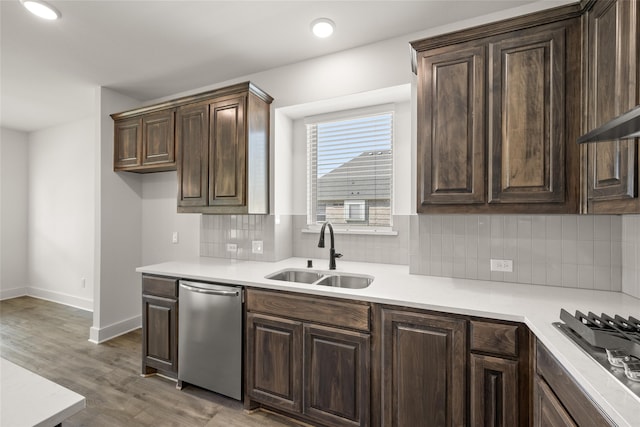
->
[200,212,639,298]
[200,214,292,262]
[292,215,410,265]
[622,215,640,298]
[410,215,623,292]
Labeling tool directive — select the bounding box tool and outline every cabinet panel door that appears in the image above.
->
[142,295,177,374]
[381,308,466,427]
[176,103,209,207]
[488,26,566,204]
[417,44,486,208]
[587,0,636,202]
[470,354,519,427]
[209,95,246,207]
[142,110,175,166]
[303,324,370,427]
[533,377,577,427]
[114,117,142,169]
[246,313,303,413]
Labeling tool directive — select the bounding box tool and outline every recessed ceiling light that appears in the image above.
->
[311,18,335,38]
[20,0,61,20]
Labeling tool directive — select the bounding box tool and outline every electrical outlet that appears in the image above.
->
[490,259,513,272]
[252,240,263,254]
[172,231,179,244]
[226,243,237,252]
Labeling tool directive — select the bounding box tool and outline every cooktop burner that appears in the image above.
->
[554,309,640,400]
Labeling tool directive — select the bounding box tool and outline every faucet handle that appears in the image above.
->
[335,253,343,259]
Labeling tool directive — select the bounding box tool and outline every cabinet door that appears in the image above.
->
[209,95,246,207]
[246,313,303,413]
[380,308,467,427]
[142,110,175,166]
[470,354,519,427]
[303,324,370,427]
[533,377,577,427]
[488,26,566,204]
[417,44,486,208]
[176,103,209,207]
[114,117,142,169]
[587,0,637,203]
[142,294,177,375]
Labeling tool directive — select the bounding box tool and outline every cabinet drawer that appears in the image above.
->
[246,289,370,332]
[142,275,178,298]
[470,320,518,357]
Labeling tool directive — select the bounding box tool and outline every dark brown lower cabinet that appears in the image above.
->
[470,354,519,427]
[245,289,371,427]
[246,313,303,413]
[304,324,370,427]
[534,340,614,427]
[141,275,178,377]
[534,377,577,427]
[379,307,467,427]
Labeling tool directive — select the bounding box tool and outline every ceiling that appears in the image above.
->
[1,0,572,133]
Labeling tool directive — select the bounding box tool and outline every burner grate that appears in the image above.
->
[555,309,640,400]
[560,309,640,357]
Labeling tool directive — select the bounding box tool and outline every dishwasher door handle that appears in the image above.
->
[179,283,240,297]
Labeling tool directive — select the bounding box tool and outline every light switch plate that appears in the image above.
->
[172,231,179,244]
[252,240,263,254]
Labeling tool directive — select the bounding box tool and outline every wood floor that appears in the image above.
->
[0,296,306,427]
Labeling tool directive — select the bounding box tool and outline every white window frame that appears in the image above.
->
[305,104,395,234]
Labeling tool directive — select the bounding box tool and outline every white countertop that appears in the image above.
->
[137,256,640,427]
[1,358,85,427]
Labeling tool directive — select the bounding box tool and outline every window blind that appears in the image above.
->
[307,112,393,229]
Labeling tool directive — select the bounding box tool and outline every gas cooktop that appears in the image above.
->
[554,309,640,400]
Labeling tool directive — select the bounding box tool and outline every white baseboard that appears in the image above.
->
[26,287,93,311]
[88,315,141,344]
[0,287,28,300]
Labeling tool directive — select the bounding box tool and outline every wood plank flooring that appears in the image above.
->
[0,297,306,427]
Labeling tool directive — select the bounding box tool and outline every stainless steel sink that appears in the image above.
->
[265,269,324,284]
[314,273,373,289]
[265,268,374,289]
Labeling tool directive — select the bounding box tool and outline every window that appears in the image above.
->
[307,111,393,231]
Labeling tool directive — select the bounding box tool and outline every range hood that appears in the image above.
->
[578,105,640,144]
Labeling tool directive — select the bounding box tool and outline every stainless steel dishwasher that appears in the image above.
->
[178,280,242,400]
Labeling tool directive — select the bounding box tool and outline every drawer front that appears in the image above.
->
[142,275,178,298]
[246,289,370,332]
[470,320,518,357]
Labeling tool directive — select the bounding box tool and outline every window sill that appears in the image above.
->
[301,227,398,236]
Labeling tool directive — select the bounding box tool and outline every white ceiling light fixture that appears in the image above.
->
[311,18,335,38]
[20,0,61,20]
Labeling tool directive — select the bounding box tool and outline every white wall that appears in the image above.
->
[27,119,94,309]
[0,128,29,299]
[141,172,200,265]
[91,87,143,343]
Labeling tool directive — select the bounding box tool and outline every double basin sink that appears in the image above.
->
[265,268,374,289]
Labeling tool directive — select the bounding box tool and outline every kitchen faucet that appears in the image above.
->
[318,221,342,270]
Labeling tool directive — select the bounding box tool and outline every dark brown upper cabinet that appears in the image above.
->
[111,82,272,214]
[176,84,272,215]
[584,0,639,213]
[413,5,582,214]
[417,44,486,206]
[113,109,176,173]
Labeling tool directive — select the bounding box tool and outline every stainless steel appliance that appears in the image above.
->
[554,309,640,399]
[178,280,243,400]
